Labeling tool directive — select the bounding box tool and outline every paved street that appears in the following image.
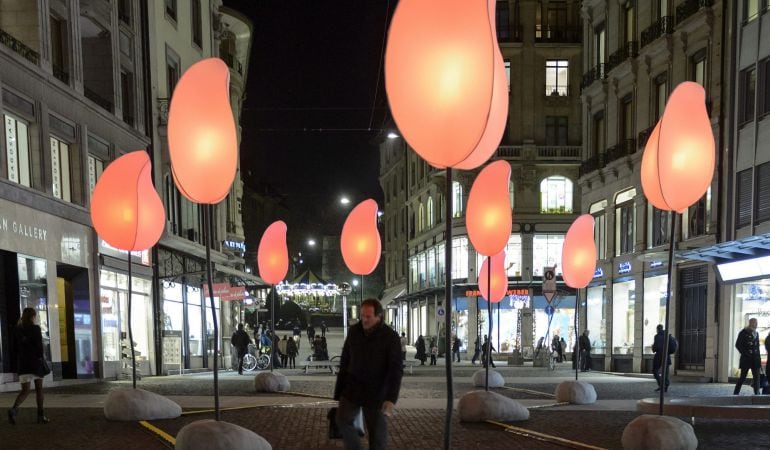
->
[1,328,769,449]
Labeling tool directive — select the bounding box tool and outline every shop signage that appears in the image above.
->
[618,261,632,274]
[202,283,247,301]
[593,267,604,278]
[465,288,528,297]
[162,330,182,371]
[223,240,246,252]
[0,217,48,241]
[649,260,663,268]
[99,239,150,265]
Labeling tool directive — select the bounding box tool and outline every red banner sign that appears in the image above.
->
[202,283,247,301]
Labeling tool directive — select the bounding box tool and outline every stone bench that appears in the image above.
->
[301,360,340,374]
[637,396,770,420]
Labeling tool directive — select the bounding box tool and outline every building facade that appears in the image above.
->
[579,0,729,377]
[381,0,583,357]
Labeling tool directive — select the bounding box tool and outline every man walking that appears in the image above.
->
[321,321,328,338]
[471,337,481,365]
[400,332,407,365]
[579,330,592,372]
[230,324,251,375]
[734,318,761,395]
[652,325,677,392]
[452,335,462,363]
[482,335,496,368]
[334,299,403,449]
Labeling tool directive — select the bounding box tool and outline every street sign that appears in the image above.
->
[543,266,556,303]
[545,305,555,316]
[436,305,446,320]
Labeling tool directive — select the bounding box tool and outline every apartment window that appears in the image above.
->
[418,203,424,232]
[745,0,760,22]
[736,169,753,228]
[4,114,31,187]
[50,136,72,202]
[620,95,634,141]
[545,116,568,145]
[118,0,131,25]
[760,59,770,116]
[121,71,135,126]
[87,155,104,199]
[590,200,607,260]
[427,197,434,228]
[192,0,202,48]
[166,49,180,96]
[545,60,569,96]
[691,50,707,87]
[595,23,606,67]
[508,179,515,210]
[740,66,757,125]
[756,163,770,223]
[615,188,636,256]
[452,181,463,218]
[648,205,671,248]
[658,0,670,18]
[496,1,510,41]
[540,176,573,214]
[451,236,469,279]
[165,0,177,21]
[505,60,511,92]
[592,111,605,157]
[654,73,668,121]
[50,15,69,83]
[684,187,710,239]
[624,2,635,44]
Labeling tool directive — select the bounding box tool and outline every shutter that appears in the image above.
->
[736,169,753,228]
[756,162,770,222]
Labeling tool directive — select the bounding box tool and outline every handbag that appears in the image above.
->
[327,407,365,439]
[34,357,51,378]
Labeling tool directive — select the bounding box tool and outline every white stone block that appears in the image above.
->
[104,388,182,421]
[554,380,597,405]
[254,371,290,393]
[458,390,529,422]
[622,415,698,450]
[471,369,505,388]
[175,419,272,450]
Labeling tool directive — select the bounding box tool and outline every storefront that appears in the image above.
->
[0,198,95,390]
[730,278,770,377]
[586,272,608,366]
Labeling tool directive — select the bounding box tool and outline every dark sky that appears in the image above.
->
[224,0,395,240]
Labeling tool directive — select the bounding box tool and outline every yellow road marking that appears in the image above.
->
[486,419,608,450]
[499,385,557,398]
[139,420,176,446]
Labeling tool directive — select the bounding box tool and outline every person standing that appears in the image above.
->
[429,338,438,366]
[579,330,592,372]
[482,335,496,368]
[652,324,677,392]
[321,321,328,338]
[399,332,407,364]
[551,334,562,362]
[734,318,761,395]
[415,335,427,366]
[8,308,50,425]
[286,334,298,369]
[307,324,316,346]
[452,336,462,363]
[334,299,403,450]
[231,324,252,375]
[471,337,481,365]
[279,335,289,369]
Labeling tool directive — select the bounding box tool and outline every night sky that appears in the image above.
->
[224,0,395,242]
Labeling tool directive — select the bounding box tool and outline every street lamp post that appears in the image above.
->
[339,282,352,339]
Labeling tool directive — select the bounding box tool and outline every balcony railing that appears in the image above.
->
[0,28,39,65]
[641,16,674,49]
[52,64,69,84]
[497,25,523,43]
[606,41,638,74]
[535,26,582,43]
[638,125,656,149]
[537,146,582,160]
[496,146,522,159]
[157,97,169,125]
[581,63,606,89]
[676,0,714,25]
[221,52,243,76]
[579,154,604,177]
[545,84,569,97]
[84,87,113,113]
[606,139,637,163]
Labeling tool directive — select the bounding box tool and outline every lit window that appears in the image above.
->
[533,234,564,276]
[452,181,463,217]
[540,176,573,213]
[50,135,72,202]
[545,60,569,96]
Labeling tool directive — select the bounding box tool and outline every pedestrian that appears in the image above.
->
[734,318,761,395]
[579,330,592,372]
[415,336,427,365]
[559,337,567,361]
[534,336,545,358]
[551,334,562,362]
[471,337,481,365]
[452,336,461,363]
[399,332,407,364]
[334,299,403,449]
[321,336,329,360]
[231,323,252,375]
[286,333,298,369]
[279,335,289,369]
[429,338,438,365]
[321,321,328,338]
[260,330,272,357]
[482,335,496,368]
[8,307,50,425]
[652,324,677,392]
[307,324,316,346]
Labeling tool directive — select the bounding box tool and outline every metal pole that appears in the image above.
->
[271,285,275,372]
[343,295,348,339]
[575,288,579,381]
[203,204,220,421]
[659,212,678,415]
[485,256,492,391]
[127,252,136,389]
[443,168,454,450]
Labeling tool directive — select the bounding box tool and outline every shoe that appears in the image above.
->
[37,411,49,424]
[8,407,17,425]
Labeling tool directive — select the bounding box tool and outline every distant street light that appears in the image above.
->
[352,279,359,287]
[340,196,350,205]
[387,131,399,139]
[307,239,316,247]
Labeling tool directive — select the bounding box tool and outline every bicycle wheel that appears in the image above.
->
[243,354,257,372]
[256,355,270,370]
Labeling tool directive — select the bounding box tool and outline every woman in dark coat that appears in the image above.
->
[8,308,49,424]
[415,335,427,365]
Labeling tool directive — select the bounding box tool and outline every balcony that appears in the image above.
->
[497,25,523,43]
[221,52,243,76]
[606,41,638,74]
[495,145,581,161]
[641,16,674,49]
[537,146,581,160]
[605,139,636,164]
[579,154,604,177]
[581,63,606,89]
[675,0,714,25]
[637,125,656,149]
[84,87,113,113]
[496,146,522,159]
[535,26,582,44]
[0,27,39,65]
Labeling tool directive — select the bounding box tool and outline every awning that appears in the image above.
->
[380,284,407,307]
[214,263,267,288]
[679,232,770,264]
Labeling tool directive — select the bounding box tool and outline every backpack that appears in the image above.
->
[668,336,678,354]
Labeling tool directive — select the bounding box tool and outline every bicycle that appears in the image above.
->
[255,344,271,370]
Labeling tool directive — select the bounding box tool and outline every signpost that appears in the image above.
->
[543,266,556,303]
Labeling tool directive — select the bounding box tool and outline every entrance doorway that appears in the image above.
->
[678,265,708,370]
[56,263,93,378]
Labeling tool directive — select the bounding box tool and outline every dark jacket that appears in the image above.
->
[16,324,44,375]
[579,334,591,352]
[415,337,427,362]
[231,329,251,355]
[652,331,676,365]
[452,338,461,352]
[736,327,761,369]
[334,321,403,408]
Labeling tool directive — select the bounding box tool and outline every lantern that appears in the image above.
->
[257,221,288,285]
[641,81,715,213]
[467,160,512,256]
[561,215,597,289]
[479,251,507,303]
[341,199,382,275]
[168,58,237,204]
[385,0,508,169]
[90,151,165,251]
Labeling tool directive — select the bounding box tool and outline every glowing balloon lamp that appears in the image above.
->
[478,251,507,303]
[561,215,597,289]
[467,160,512,257]
[341,199,382,276]
[257,221,289,285]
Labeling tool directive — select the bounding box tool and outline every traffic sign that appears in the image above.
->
[436,305,446,320]
[543,266,556,303]
[545,305,555,316]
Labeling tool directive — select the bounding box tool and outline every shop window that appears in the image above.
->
[427,247,436,287]
[590,200,607,260]
[612,280,635,354]
[4,113,31,187]
[452,181,463,217]
[586,286,607,352]
[532,234,564,276]
[18,255,50,357]
[50,135,72,202]
[730,279,770,377]
[615,188,636,256]
[643,275,668,353]
[100,270,153,370]
[187,286,203,357]
[436,243,445,285]
[540,175,573,214]
[451,236,469,280]
[476,234,522,277]
[417,252,426,289]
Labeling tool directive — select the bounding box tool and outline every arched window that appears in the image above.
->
[427,197,434,228]
[452,181,463,218]
[418,202,425,232]
[540,175,573,213]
